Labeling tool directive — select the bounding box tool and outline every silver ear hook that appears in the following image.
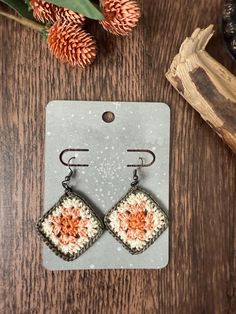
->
[131,157,145,188]
[62,157,76,192]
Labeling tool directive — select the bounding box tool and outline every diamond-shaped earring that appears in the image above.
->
[36,157,104,261]
[104,158,168,255]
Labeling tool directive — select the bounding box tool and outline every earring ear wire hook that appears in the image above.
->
[138,157,145,168]
[127,149,156,167]
[62,157,76,191]
[59,149,89,167]
[131,157,145,188]
[67,156,76,176]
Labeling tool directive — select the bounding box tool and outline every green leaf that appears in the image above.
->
[0,0,35,20]
[46,0,104,20]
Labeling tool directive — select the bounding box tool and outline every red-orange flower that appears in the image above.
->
[56,7,86,25]
[30,0,85,26]
[100,0,141,35]
[30,0,57,23]
[48,21,97,67]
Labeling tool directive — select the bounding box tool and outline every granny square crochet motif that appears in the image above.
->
[104,187,168,254]
[36,192,104,261]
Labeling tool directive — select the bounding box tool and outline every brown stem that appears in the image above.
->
[0,10,44,32]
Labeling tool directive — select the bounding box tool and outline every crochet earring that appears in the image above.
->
[36,157,104,261]
[104,158,168,255]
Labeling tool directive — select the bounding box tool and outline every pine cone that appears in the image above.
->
[30,0,85,26]
[30,0,57,23]
[48,22,97,67]
[100,0,141,36]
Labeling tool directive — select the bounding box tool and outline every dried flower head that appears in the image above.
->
[48,22,97,67]
[30,0,85,26]
[30,0,57,23]
[100,0,141,36]
[56,8,86,25]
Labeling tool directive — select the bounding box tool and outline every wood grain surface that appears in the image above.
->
[0,0,236,313]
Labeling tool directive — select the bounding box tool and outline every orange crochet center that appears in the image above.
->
[59,215,81,237]
[128,212,146,231]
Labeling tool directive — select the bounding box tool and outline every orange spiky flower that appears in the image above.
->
[30,0,57,23]
[100,0,141,36]
[48,22,97,67]
[30,0,85,25]
[56,8,86,25]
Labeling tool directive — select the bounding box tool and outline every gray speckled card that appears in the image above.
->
[43,101,170,270]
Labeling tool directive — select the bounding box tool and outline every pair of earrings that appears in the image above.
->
[36,156,168,261]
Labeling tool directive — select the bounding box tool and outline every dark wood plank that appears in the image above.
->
[0,0,236,313]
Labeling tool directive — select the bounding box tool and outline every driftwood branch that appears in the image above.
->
[166,25,236,154]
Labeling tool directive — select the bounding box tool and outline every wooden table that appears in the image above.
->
[0,1,236,313]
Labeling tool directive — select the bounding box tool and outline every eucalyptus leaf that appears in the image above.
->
[0,0,35,20]
[46,0,103,20]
